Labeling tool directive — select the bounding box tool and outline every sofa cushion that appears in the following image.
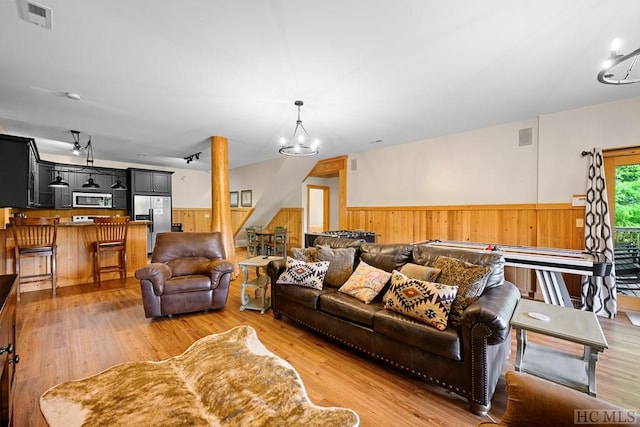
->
[373,309,462,361]
[359,243,414,272]
[399,263,441,282]
[412,245,505,288]
[433,256,491,326]
[291,247,318,262]
[277,257,329,290]
[316,245,356,287]
[319,292,384,328]
[338,261,391,303]
[275,284,336,310]
[383,270,458,331]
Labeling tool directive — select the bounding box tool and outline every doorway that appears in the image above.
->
[307,185,329,233]
[604,149,640,311]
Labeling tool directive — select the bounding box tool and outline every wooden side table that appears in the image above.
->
[511,298,608,396]
[238,256,282,314]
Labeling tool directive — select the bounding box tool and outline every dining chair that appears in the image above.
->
[246,227,261,256]
[265,226,287,257]
[93,216,130,286]
[9,216,59,300]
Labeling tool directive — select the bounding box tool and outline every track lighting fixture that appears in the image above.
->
[184,152,202,164]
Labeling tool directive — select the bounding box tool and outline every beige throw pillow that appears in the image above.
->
[399,263,442,282]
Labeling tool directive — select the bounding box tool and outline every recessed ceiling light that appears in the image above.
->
[137,153,147,157]
[65,92,82,101]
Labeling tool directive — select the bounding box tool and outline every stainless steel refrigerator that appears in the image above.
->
[133,195,172,254]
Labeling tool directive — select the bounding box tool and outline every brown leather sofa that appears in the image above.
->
[135,232,234,318]
[479,371,639,427]
[267,237,520,415]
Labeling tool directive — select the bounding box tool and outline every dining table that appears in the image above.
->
[255,229,275,255]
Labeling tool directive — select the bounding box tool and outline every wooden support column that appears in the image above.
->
[210,136,238,276]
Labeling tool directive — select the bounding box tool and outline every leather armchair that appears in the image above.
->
[135,232,234,318]
[478,371,638,427]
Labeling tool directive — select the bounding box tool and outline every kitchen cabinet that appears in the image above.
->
[37,161,55,208]
[0,134,39,208]
[110,170,128,209]
[53,166,79,209]
[129,169,172,195]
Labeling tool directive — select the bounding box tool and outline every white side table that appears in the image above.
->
[511,298,608,396]
[238,256,282,314]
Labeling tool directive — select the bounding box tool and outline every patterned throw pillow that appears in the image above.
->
[316,245,356,287]
[338,261,391,303]
[291,247,318,263]
[384,270,458,331]
[433,256,491,326]
[399,263,441,282]
[277,256,329,290]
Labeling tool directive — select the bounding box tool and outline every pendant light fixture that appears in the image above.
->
[82,174,100,188]
[70,130,94,165]
[110,178,127,190]
[278,100,319,156]
[48,175,69,188]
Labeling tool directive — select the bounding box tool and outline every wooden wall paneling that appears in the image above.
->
[265,208,302,251]
[0,229,8,275]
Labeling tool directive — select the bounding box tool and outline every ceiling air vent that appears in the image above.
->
[17,0,52,30]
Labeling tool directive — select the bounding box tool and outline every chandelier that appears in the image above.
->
[278,100,319,156]
[597,38,640,85]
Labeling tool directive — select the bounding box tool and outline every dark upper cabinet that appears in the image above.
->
[129,169,172,195]
[37,161,55,208]
[110,170,128,209]
[0,134,39,208]
[53,166,79,209]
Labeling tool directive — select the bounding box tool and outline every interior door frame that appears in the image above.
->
[307,184,330,232]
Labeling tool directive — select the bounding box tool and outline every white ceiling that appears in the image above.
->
[1,0,640,171]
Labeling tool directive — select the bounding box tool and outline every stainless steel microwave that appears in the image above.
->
[72,192,113,208]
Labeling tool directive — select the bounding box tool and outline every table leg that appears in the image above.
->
[239,264,250,310]
[515,328,526,371]
[584,345,599,396]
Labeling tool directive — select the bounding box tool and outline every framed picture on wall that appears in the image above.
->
[230,191,239,207]
[241,190,252,207]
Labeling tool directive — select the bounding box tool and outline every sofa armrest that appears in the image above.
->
[135,263,172,295]
[267,258,287,317]
[208,259,234,289]
[461,280,520,345]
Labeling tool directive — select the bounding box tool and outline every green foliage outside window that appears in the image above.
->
[615,164,640,226]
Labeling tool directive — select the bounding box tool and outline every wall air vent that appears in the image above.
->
[17,0,52,30]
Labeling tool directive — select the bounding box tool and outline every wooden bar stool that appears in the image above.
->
[9,216,59,300]
[93,216,130,286]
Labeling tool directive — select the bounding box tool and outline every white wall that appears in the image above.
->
[40,153,212,208]
[348,119,539,206]
[538,97,640,203]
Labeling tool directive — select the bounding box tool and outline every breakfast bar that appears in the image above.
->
[0,218,149,295]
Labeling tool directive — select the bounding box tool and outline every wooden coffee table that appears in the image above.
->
[238,256,282,314]
[511,298,608,396]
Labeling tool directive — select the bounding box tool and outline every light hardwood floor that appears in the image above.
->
[13,250,640,426]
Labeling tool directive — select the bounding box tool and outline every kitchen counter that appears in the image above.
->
[0,221,149,295]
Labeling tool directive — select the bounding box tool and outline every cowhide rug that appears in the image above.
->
[40,325,359,426]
